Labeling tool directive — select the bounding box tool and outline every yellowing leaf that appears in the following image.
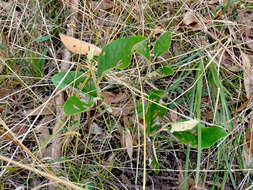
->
[171,119,199,133]
[59,33,101,56]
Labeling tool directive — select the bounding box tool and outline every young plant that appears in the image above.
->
[51,31,227,152]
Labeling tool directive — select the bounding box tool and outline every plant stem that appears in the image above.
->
[195,59,204,187]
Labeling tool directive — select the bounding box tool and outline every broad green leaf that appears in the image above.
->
[154,31,172,57]
[145,90,167,135]
[64,96,93,115]
[97,36,146,77]
[52,71,97,97]
[136,42,150,60]
[173,125,227,149]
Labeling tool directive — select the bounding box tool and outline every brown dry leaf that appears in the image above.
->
[2,124,28,142]
[178,165,206,190]
[241,53,253,99]
[0,85,15,114]
[148,26,165,39]
[35,115,54,157]
[187,177,206,190]
[170,107,178,122]
[0,86,13,100]
[59,33,101,56]
[121,129,133,159]
[182,11,202,31]
[220,52,242,72]
[25,99,55,116]
[102,91,133,116]
[153,26,165,35]
[0,123,28,148]
[101,92,126,105]
[238,10,253,51]
[111,101,134,116]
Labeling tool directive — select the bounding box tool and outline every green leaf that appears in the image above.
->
[29,48,48,77]
[145,65,174,80]
[145,90,167,135]
[98,36,146,77]
[157,66,174,76]
[154,31,172,57]
[35,35,52,43]
[64,96,93,115]
[136,42,150,60]
[173,125,227,149]
[52,71,97,97]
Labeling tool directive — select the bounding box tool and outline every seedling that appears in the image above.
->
[52,31,227,153]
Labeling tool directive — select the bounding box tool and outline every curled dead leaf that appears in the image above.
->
[59,33,101,56]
